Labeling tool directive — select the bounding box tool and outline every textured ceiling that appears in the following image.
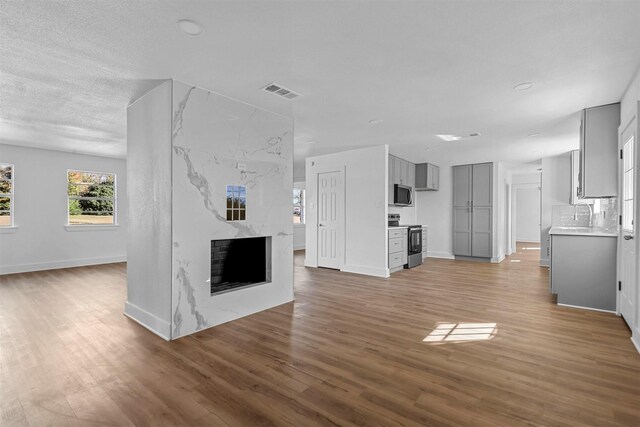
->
[2,1,640,173]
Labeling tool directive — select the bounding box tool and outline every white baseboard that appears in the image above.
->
[0,255,127,275]
[491,255,505,263]
[516,239,541,244]
[557,303,616,314]
[124,301,171,341]
[540,258,550,267]
[631,333,640,355]
[427,251,455,260]
[340,263,388,278]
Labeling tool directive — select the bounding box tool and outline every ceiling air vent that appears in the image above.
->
[262,83,301,100]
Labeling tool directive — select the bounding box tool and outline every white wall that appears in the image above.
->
[540,153,571,266]
[305,145,388,277]
[293,181,305,250]
[0,144,126,274]
[125,81,173,338]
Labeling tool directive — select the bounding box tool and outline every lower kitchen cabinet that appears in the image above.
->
[389,228,408,272]
[550,233,617,311]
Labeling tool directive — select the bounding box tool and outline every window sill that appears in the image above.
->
[0,226,18,234]
[64,225,120,232]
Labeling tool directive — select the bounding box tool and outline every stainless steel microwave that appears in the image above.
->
[394,184,413,206]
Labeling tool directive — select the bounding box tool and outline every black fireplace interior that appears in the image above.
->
[210,237,270,294]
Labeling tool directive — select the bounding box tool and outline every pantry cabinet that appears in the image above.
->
[452,162,493,258]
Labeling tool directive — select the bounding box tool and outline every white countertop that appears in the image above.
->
[388,225,429,229]
[549,226,618,237]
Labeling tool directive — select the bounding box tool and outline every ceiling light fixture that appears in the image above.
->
[528,133,541,137]
[369,119,383,125]
[177,19,203,36]
[514,82,534,91]
[436,134,462,142]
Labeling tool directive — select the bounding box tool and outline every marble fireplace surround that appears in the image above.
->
[125,80,293,340]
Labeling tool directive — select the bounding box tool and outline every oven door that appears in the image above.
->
[408,228,422,255]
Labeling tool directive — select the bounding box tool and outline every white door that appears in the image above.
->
[619,118,636,327]
[317,171,343,269]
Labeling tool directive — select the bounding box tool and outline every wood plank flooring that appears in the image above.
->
[1,243,639,426]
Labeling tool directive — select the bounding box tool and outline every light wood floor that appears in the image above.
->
[1,243,639,426]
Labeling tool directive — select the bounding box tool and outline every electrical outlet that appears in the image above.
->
[237,163,246,170]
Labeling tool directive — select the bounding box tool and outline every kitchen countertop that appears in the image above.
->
[549,226,618,237]
[388,225,429,230]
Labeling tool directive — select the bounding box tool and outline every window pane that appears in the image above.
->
[226,210,232,220]
[68,171,114,196]
[232,209,239,220]
[0,196,10,226]
[0,180,11,194]
[0,164,12,180]
[239,209,246,220]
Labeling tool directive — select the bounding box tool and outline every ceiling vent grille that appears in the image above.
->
[262,83,301,100]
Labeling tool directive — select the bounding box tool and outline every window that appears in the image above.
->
[0,163,14,226]
[623,136,635,231]
[67,170,116,225]
[293,187,305,224]
[226,185,246,221]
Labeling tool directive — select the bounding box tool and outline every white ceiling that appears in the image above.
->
[2,1,640,176]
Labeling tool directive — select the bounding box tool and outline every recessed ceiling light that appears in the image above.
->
[528,133,541,137]
[514,82,534,91]
[369,119,383,125]
[177,19,203,36]
[436,134,462,142]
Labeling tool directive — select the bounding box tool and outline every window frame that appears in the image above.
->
[0,163,14,227]
[293,187,305,225]
[67,169,117,226]
[226,185,247,221]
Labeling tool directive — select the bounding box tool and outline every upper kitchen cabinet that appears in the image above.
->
[388,154,415,206]
[579,103,620,198]
[415,163,439,191]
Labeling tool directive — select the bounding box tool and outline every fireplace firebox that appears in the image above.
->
[210,236,271,294]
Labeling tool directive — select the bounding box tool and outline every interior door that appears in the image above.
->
[453,165,472,256]
[317,171,343,269]
[619,117,636,327]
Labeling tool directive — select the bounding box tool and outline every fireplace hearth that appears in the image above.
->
[210,236,272,294]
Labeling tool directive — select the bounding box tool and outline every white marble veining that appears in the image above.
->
[170,81,293,338]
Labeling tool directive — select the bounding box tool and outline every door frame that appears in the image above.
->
[617,105,639,334]
[312,168,345,270]
[510,182,542,251]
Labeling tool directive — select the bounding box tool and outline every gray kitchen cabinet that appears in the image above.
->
[579,103,620,198]
[452,162,493,258]
[550,234,616,311]
[415,163,439,191]
[388,154,415,206]
[388,228,408,272]
[421,226,428,259]
[388,155,395,205]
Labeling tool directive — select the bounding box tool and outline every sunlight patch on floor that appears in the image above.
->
[423,322,498,344]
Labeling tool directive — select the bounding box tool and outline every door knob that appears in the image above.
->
[624,235,634,240]
[319,223,325,227]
